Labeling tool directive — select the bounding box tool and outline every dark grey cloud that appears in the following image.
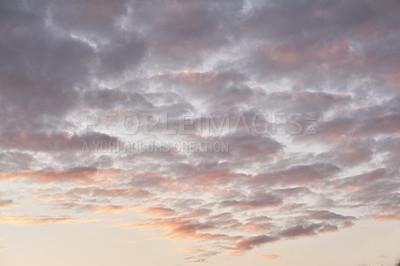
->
[49,0,128,36]
[128,0,243,69]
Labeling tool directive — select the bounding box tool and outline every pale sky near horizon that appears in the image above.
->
[1,0,400,265]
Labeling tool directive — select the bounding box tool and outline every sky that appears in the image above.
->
[0,0,400,265]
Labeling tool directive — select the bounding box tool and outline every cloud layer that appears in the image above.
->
[1,0,399,263]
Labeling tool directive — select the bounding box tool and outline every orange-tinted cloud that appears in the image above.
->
[0,168,120,184]
[373,214,400,222]
[0,214,99,226]
[260,254,280,260]
[0,200,13,209]
[133,207,178,217]
[93,205,128,214]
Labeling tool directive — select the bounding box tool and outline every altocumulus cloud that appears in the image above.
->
[0,0,400,264]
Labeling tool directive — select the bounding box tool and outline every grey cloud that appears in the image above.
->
[233,235,278,251]
[96,34,146,78]
[0,131,119,152]
[0,151,35,172]
[128,0,243,69]
[252,163,341,187]
[49,0,129,37]
[307,210,356,221]
[220,193,283,210]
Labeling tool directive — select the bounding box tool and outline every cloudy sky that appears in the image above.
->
[1,0,400,265]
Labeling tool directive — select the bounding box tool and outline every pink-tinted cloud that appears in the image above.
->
[260,254,280,260]
[0,168,120,184]
[0,214,98,226]
[373,214,400,222]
